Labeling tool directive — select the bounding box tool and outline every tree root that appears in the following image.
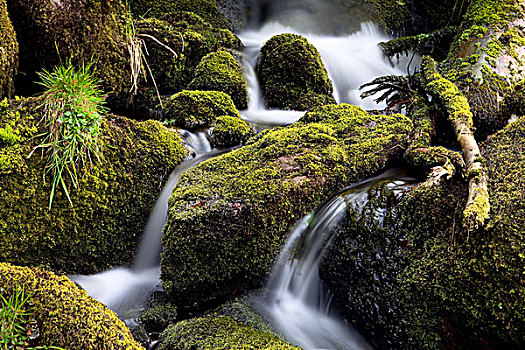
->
[421,56,490,231]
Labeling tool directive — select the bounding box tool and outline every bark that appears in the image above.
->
[422,56,490,231]
[443,0,525,139]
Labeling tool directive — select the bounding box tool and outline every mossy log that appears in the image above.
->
[422,56,489,231]
[442,0,525,139]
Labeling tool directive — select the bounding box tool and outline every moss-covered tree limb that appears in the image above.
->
[422,56,489,231]
[443,0,525,139]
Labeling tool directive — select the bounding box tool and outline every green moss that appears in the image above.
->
[0,0,18,98]
[130,0,230,30]
[0,263,143,349]
[212,115,253,148]
[257,33,335,111]
[163,90,240,128]
[140,302,178,334]
[443,0,525,139]
[6,0,130,109]
[347,115,525,348]
[0,98,186,273]
[161,103,412,306]
[368,0,422,36]
[188,50,248,110]
[135,12,241,97]
[158,315,300,350]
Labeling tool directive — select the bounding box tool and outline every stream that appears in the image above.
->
[73,0,413,347]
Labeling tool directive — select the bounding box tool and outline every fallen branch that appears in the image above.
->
[422,56,490,231]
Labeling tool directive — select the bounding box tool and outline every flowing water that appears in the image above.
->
[71,131,221,320]
[255,170,415,349]
[72,0,417,347]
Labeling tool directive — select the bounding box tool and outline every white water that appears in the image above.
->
[71,131,217,319]
[256,171,415,349]
[239,21,410,127]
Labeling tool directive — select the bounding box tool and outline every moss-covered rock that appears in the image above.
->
[188,50,248,110]
[157,315,299,350]
[368,0,423,36]
[257,33,335,111]
[211,115,253,148]
[140,302,178,334]
[0,0,17,98]
[321,115,525,348]
[6,0,130,107]
[0,263,143,349]
[130,0,230,30]
[164,89,240,128]
[135,12,241,98]
[161,103,412,307]
[0,97,186,274]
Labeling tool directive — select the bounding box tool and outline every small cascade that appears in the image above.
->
[255,170,415,349]
[239,21,410,127]
[71,130,221,320]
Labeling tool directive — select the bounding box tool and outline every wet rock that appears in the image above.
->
[321,115,525,349]
[188,50,248,110]
[0,98,186,273]
[161,103,412,307]
[0,263,142,349]
[257,33,335,110]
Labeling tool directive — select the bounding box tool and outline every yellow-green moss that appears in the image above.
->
[161,103,412,306]
[163,90,240,128]
[6,0,129,108]
[158,315,300,350]
[212,115,253,148]
[257,33,335,111]
[135,12,241,98]
[0,263,143,349]
[130,0,230,29]
[0,0,17,98]
[0,98,186,273]
[188,50,248,110]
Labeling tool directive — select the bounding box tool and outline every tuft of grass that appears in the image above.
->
[31,60,107,209]
[0,287,65,350]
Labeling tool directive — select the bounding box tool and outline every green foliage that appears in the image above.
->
[0,287,64,350]
[258,33,335,110]
[34,61,107,209]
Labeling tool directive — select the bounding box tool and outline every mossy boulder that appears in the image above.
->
[0,263,143,349]
[157,315,300,350]
[130,0,230,30]
[0,98,186,274]
[0,0,17,98]
[136,12,241,97]
[164,90,241,128]
[161,103,412,307]
[257,33,335,111]
[320,116,525,348]
[6,0,129,107]
[140,302,178,334]
[188,50,248,110]
[211,115,254,148]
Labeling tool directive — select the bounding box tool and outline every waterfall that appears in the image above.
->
[254,170,415,349]
[71,130,220,319]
